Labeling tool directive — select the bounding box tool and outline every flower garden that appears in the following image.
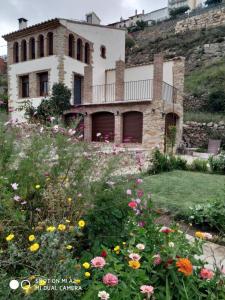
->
[0,115,225,300]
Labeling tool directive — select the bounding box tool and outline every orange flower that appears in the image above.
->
[195,231,205,239]
[176,258,193,276]
[128,260,141,269]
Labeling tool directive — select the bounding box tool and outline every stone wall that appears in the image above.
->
[183,121,225,148]
[176,7,225,33]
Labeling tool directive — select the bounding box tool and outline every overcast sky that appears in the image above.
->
[0,0,168,55]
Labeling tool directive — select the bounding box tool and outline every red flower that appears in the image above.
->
[101,250,107,258]
[128,201,137,208]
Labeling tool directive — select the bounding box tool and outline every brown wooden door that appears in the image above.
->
[92,112,115,142]
[123,112,143,143]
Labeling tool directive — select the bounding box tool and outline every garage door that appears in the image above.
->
[92,112,115,142]
[123,111,143,143]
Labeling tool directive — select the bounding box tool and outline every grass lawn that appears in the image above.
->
[142,170,225,216]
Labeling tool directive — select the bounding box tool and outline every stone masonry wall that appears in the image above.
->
[176,7,225,33]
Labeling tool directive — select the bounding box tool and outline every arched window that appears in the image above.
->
[13,42,19,63]
[100,45,106,59]
[47,32,53,55]
[29,37,35,60]
[68,34,75,57]
[123,111,143,143]
[77,38,83,61]
[84,43,90,64]
[21,40,27,62]
[38,34,44,58]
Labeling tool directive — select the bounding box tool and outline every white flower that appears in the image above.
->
[136,243,145,250]
[96,132,101,137]
[11,183,18,190]
[168,242,175,248]
[129,253,141,261]
[13,195,20,202]
[98,291,110,300]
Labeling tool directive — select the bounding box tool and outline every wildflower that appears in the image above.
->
[74,279,81,284]
[91,257,106,269]
[82,262,90,269]
[136,243,145,250]
[168,242,175,248]
[96,132,101,137]
[58,224,66,231]
[200,268,214,280]
[13,195,20,202]
[22,285,33,295]
[38,279,46,286]
[85,272,91,278]
[78,220,85,228]
[129,253,141,261]
[28,235,35,242]
[128,201,137,208]
[140,285,154,296]
[6,233,14,241]
[113,245,120,254]
[195,231,212,240]
[29,243,40,252]
[66,245,73,250]
[176,258,193,276]
[101,250,107,257]
[159,226,175,234]
[11,183,18,190]
[128,260,141,269]
[98,291,110,300]
[103,273,118,286]
[136,178,143,184]
[65,219,70,223]
[153,254,162,265]
[67,197,72,203]
[29,275,36,281]
[46,226,56,232]
[126,189,132,195]
[35,185,41,189]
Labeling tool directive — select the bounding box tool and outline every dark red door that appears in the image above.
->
[92,112,115,142]
[123,112,143,143]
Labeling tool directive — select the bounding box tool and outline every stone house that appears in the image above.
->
[3,13,184,152]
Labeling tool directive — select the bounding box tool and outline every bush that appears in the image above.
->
[207,90,225,112]
[209,152,225,174]
[188,159,208,172]
[169,6,189,19]
[125,35,135,49]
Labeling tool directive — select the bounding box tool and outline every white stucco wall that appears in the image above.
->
[9,56,59,121]
[124,65,154,82]
[106,69,116,84]
[60,20,125,86]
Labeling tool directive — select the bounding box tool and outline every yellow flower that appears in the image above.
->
[29,243,40,252]
[65,219,71,223]
[128,260,141,269]
[122,242,126,245]
[6,233,14,241]
[114,245,120,252]
[69,226,74,232]
[22,285,32,295]
[82,262,90,269]
[46,226,56,232]
[66,245,73,250]
[28,235,35,242]
[195,231,205,239]
[74,279,81,284]
[35,185,41,189]
[58,224,66,231]
[29,275,36,281]
[67,197,72,203]
[78,220,85,228]
[84,272,91,278]
[38,279,47,286]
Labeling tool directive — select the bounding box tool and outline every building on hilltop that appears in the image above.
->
[168,0,202,10]
[3,13,184,152]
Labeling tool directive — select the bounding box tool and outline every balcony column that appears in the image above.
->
[114,112,122,144]
[84,113,92,142]
[153,53,164,100]
[83,65,93,104]
[115,60,125,101]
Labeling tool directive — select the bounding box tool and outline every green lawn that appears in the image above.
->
[142,170,225,216]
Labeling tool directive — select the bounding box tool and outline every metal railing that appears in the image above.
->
[92,83,115,103]
[162,82,177,103]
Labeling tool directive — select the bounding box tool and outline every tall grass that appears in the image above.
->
[184,111,225,123]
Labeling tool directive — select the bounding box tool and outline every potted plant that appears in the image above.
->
[208,128,222,155]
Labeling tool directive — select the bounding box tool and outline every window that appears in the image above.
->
[38,72,48,96]
[13,42,19,63]
[21,40,27,61]
[77,38,83,61]
[47,32,53,56]
[38,35,44,58]
[100,46,106,59]
[68,34,75,57]
[29,37,35,60]
[84,43,90,64]
[20,75,29,98]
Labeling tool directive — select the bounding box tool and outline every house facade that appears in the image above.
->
[168,0,202,10]
[3,14,184,152]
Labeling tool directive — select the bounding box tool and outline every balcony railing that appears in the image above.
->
[91,79,177,104]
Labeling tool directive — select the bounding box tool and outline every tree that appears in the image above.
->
[169,6,190,19]
[205,0,222,6]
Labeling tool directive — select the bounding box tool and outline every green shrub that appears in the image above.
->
[207,90,225,112]
[169,6,189,19]
[125,35,135,49]
[209,152,225,174]
[188,159,208,172]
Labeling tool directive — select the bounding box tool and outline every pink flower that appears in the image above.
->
[138,221,145,227]
[126,189,132,196]
[135,198,141,204]
[103,273,118,286]
[136,179,143,184]
[200,268,214,280]
[159,226,174,234]
[221,266,225,275]
[13,195,20,202]
[153,254,162,265]
[91,257,106,269]
[137,190,144,198]
[203,233,212,240]
[129,253,141,261]
[140,285,154,295]
[11,183,18,190]
[128,201,137,208]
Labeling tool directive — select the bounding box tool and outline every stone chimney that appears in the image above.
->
[142,10,145,15]
[135,9,138,15]
[18,18,28,30]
